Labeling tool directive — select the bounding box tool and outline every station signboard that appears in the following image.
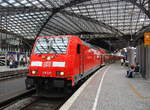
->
[144,33,150,45]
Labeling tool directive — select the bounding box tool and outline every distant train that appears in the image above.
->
[25,35,120,93]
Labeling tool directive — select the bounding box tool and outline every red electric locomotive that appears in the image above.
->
[25,35,106,92]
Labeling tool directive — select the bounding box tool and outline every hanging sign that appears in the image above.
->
[144,33,150,45]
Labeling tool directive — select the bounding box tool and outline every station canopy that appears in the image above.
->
[0,0,150,50]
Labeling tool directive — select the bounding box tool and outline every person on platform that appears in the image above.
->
[126,65,135,78]
[9,55,15,68]
[22,56,26,67]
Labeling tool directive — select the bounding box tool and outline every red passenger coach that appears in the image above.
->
[25,35,105,92]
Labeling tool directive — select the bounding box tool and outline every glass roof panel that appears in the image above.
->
[1,2,9,6]
[65,0,150,35]
[20,0,28,4]
[8,0,15,3]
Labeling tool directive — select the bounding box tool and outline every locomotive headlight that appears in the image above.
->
[32,70,37,74]
[47,56,54,60]
[47,56,51,60]
[60,72,64,76]
[56,71,64,76]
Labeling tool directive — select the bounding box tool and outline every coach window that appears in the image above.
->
[77,44,81,54]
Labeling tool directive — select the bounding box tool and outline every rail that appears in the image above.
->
[0,89,35,110]
[0,69,28,81]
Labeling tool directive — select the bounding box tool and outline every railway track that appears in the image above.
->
[0,89,35,110]
[2,67,101,110]
[22,96,68,110]
[0,69,28,81]
[22,68,100,110]
[1,84,79,110]
[2,90,71,110]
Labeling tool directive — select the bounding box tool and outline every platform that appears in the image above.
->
[0,66,27,73]
[60,63,150,110]
[0,77,26,103]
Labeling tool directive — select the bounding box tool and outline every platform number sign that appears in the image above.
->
[144,33,150,45]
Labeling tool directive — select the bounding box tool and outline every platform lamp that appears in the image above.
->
[129,18,133,44]
[128,10,136,46]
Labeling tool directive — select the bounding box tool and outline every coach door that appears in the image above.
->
[77,44,84,76]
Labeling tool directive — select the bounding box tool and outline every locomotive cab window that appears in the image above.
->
[77,44,81,54]
[34,37,69,54]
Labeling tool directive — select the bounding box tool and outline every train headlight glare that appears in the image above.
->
[32,70,37,74]
[60,72,64,76]
[47,56,51,60]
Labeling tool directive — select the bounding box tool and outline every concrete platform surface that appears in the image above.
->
[0,66,27,72]
[60,63,150,110]
[0,77,26,103]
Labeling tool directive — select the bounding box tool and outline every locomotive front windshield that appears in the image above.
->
[34,37,69,54]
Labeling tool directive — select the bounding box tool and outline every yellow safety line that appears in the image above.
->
[128,83,150,100]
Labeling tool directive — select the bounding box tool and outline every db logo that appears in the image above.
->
[43,61,51,67]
